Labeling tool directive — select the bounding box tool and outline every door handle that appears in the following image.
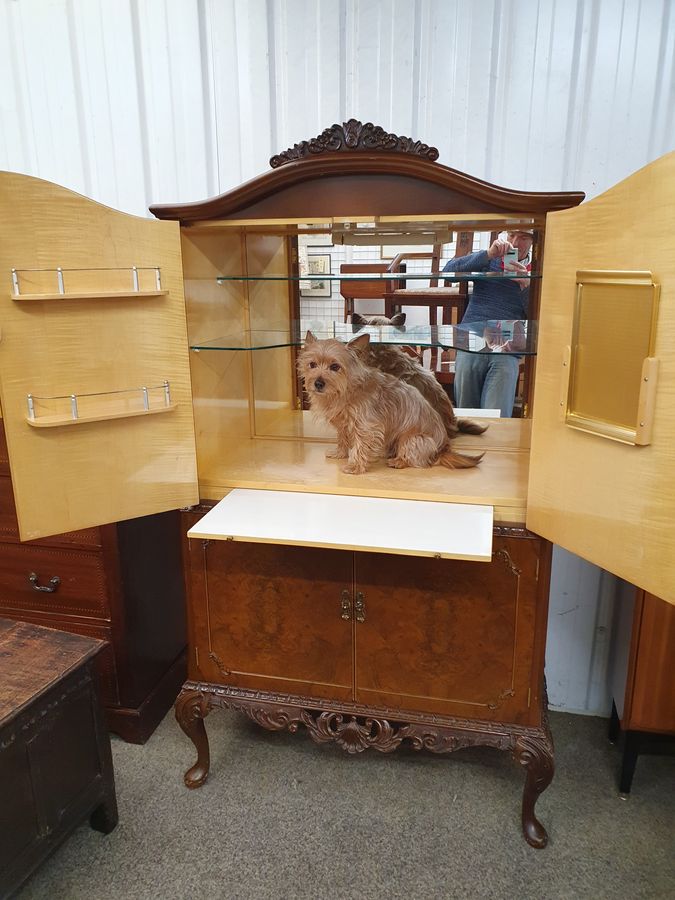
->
[354,591,366,623]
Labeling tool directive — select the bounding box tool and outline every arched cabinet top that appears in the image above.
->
[149,120,585,224]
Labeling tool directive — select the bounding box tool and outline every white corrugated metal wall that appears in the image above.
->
[1,0,673,714]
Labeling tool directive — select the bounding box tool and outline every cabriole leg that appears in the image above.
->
[514,731,554,849]
[175,688,211,788]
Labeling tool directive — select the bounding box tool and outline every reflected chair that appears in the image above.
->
[339,263,394,322]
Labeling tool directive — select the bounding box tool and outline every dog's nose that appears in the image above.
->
[314,378,325,392]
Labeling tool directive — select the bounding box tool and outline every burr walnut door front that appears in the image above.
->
[190,540,354,702]
[353,536,549,726]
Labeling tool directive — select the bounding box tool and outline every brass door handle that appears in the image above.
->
[340,589,352,620]
[354,591,366,623]
[28,572,61,593]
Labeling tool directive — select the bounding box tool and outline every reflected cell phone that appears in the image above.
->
[504,247,518,270]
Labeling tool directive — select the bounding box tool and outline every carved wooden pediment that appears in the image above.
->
[270,118,439,168]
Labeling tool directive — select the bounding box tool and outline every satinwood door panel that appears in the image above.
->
[197,541,353,701]
[527,153,675,606]
[0,171,198,542]
[353,538,544,724]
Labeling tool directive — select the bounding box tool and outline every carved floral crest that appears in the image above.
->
[269,119,439,168]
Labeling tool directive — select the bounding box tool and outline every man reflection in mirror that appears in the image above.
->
[443,230,533,416]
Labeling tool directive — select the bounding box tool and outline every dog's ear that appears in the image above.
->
[304,330,317,345]
[351,312,365,326]
[389,312,406,326]
[348,332,371,353]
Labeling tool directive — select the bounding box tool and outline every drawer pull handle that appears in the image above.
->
[28,572,61,593]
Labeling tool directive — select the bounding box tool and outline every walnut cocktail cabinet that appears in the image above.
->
[177,506,553,847]
[1,123,674,849]
[0,421,187,744]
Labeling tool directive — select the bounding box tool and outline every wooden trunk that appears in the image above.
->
[0,619,117,897]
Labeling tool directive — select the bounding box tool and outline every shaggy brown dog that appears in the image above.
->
[352,311,407,327]
[298,332,484,474]
[350,313,487,439]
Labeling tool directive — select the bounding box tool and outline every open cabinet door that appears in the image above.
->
[527,153,675,605]
[0,172,198,540]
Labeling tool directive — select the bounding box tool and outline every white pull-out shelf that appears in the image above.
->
[187,489,494,561]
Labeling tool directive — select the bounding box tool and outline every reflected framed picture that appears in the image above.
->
[303,232,333,248]
[301,253,332,297]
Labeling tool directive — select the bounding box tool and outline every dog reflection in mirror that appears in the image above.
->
[351,311,407,328]
[298,331,484,475]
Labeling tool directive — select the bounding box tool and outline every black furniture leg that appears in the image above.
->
[608,700,621,744]
[619,730,640,796]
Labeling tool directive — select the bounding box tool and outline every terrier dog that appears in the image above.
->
[351,311,407,328]
[349,313,487,439]
[298,331,484,474]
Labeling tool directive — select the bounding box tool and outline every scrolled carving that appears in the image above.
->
[208,651,231,677]
[492,524,531,539]
[487,687,515,711]
[239,705,298,733]
[400,728,464,754]
[493,548,522,577]
[301,712,403,754]
[270,119,439,168]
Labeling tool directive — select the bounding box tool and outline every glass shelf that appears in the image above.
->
[189,320,537,355]
[216,271,540,283]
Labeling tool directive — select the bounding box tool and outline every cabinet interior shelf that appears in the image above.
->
[11,290,169,302]
[25,382,176,428]
[26,403,177,428]
[10,266,165,299]
[189,320,537,355]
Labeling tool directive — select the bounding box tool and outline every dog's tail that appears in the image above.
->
[434,394,488,438]
[437,445,484,469]
[455,418,489,435]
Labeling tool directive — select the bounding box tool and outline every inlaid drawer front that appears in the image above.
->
[0,476,102,548]
[0,543,111,620]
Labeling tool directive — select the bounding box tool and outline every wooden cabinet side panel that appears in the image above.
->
[114,512,187,707]
[629,592,675,733]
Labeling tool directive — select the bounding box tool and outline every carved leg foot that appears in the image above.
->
[514,732,554,849]
[89,794,118,834]
[175,688,211,789]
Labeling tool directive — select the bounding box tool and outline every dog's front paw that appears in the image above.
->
[341,463,367,475]
[326,447,347,459]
